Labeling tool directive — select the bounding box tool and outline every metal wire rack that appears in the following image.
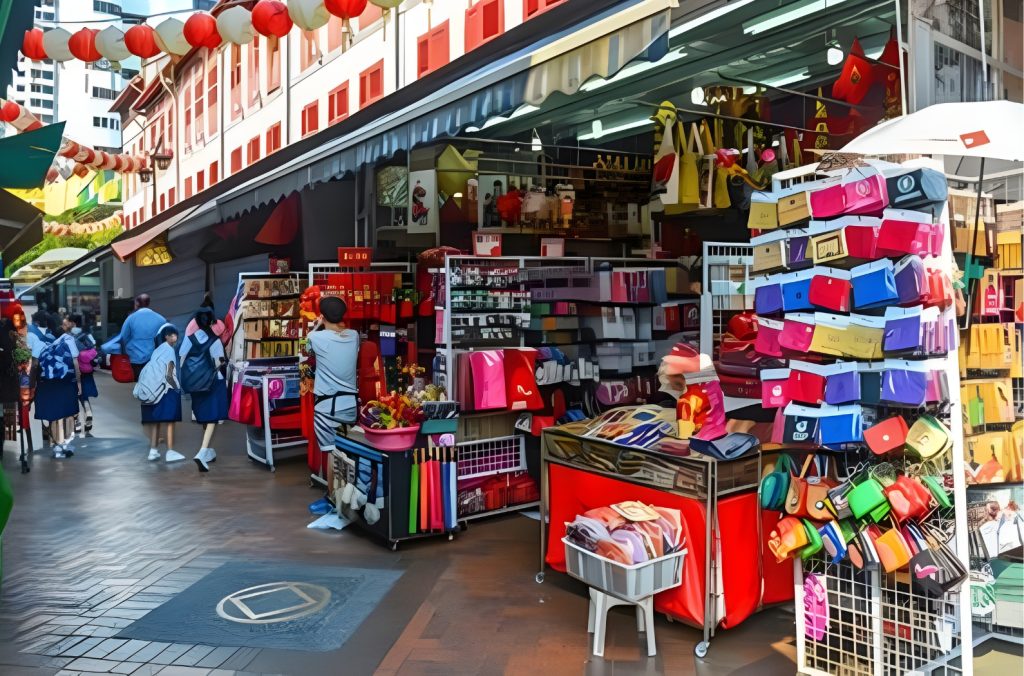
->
[456,435,526,480]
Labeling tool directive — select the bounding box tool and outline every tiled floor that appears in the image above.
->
[0,374,798,675]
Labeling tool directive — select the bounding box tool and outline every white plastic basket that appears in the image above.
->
[562,538,687,603]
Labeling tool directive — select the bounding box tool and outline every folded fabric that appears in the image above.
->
[566,516,612,551]
[595,537,633,565]
[689,432,759,460]
[584,505,627,531]
[611,528,648,564]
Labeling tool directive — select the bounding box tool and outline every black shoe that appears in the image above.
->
[85,416,93,433]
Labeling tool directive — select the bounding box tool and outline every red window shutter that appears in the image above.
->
[430,24,449,71]
[417,34,429,77]
[266,122,282,152]
[248,136,260,163]
[359,61,384,108]
[168,188,176,206]
[184,176,193,199]
[230,147,242,174]
[524,0,540,17]
[302,101,319,136]
[196,170,205,192]
[159,194,166,212]
[207,62,218,135]
[209,161,219,184]
[328,85,348,124]
[481,0,503,41]
[465,5,480,52]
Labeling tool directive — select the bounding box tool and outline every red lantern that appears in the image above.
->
[73,163,90,178]
[24,120,43,131]
[252,1,293,38]
[59,140,81,158]
[0,100,21,122]
[324,0,368,20]
[69,28,102,62]
[183,12,221,49]
[125,24,161,58]
[22,28,47,60]
[112,155,126,171]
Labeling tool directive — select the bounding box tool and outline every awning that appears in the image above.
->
[214,0,671,219]
[111,200,215,262]
[0,122,66,189]
[10,246,88,284]
[0,188,44,273]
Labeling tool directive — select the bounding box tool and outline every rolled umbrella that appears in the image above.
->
[441,448,452,531]
[430,449,444,531]
[419,447,429,532]
[408,449,419,534]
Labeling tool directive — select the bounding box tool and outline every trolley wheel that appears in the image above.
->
[459,521,468,532]
[448,533,454,541]
[665,615,674,623]
[389,540,399,551]
[535,572,545,584]
[694,641,709,658]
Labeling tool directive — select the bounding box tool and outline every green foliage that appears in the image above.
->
[4,225,122,276]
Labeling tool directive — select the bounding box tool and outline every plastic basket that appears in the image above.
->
[562,538,687,603]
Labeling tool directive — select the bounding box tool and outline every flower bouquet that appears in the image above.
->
[359,391,425,451]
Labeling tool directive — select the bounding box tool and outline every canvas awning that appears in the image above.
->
[0,189,44,273]
[0,122,65,189]
[111,200,216,262]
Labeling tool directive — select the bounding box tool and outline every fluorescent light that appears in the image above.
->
[579,50,687,92]
[743,0,852,35]
[690,86,705,105]
[578,118,653,141]
[761,68,810,88]
[669,0,756,37]
[827,46,844,65]
[591,119,604,139]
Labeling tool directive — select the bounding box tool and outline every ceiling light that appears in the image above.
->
[669,0,756,37]
[690,87,705,105]
[827,46,844,65]
[761,68,811,88]
[578,118,653,141]
[743,0,852,35]
[531,128,543,152]
[591,119,603,139]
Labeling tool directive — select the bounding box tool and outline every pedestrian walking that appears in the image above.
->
[120,294,166,380]
[68,313,99,434]
[185,293,228,344]
[179,306,228,472]
[307,296,360,513]
[35,320,81,459]
[28,311,54,345]
[135,324,184,462]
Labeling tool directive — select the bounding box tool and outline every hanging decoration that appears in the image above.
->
[125,24,161,58]
[183,11,222,49]
[217,5,256,45]
[21,29,46,60]
[252,1,294,38]
[42,28,74,62]
[831,38,875,105]
[325,0,369,23]
[289,0,331,31]
[68,28,102,63]
[154,18,191,56]
[370,0,404,8]
[95,26,131,62]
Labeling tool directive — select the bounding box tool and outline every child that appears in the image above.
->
[308,296,359,512]
[35,318,81,458]
[68,313,99,434]
[179,306,228,472]
[136,324,183,462]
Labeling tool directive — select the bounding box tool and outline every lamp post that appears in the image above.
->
[137,148,174,221]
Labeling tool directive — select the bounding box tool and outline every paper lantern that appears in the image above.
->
[184,12,222,49]
[289,0,331,31]
[73,163,90,178]
[0,100,21,122]
[69,28,102,62]
[42,28,74,62]
[252,1,294,38]
[22,29,47,60]
[125,24,161,58]
[95,26,131,62]
[325,0,368,19]
[155,18,191,56]
[370,0,404,8]
[74,146,96,164]
[217,6,256,45]
[58,139,80,158]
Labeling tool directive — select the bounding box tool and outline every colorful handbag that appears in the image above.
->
[884,307,923,353]
[851,259,898,309]
[841,172,888,215]
[761,368,791,408]
[808,183,846,218]
[803,572,830,640]
[754,317,784,357]
[824,366,860,405]
[886,168,948,212]
[849,477,888,520]
[894,255,927,305]
[800,518,825,560]
[873,523,914,572]
[818,405,864,445]
[877,217,934,257]
[787,236,813,269]
[910,527,968,597]
[755,282,784,315]
[787,368,826,404]
[820,521,848,564]
[924,267,954,310]
[787,455,837,519]
[809,274,852,312]
[779,315,816,353]
[761,453,796,511]
[884,475,933,522]
[808,313,849,357]
[768,516,810,562]
[845,224,880,259]
[881,365,928,406]
[905,415,952,459]
[864,416,909,455]
[782,275,814,312]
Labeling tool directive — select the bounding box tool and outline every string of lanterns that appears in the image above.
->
[21,1,405,64]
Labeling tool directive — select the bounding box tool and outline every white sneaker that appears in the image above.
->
[52,445,67,459]
[193,448,212,472]
[148,448,160,461]
[165,450,186,462]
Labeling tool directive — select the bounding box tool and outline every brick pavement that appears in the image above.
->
[0,374,797,675]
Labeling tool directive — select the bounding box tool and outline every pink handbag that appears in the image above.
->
[779,317,816,353]
[468,350,508,410]
[842,173,888,215]
[808,184,846,218]
[761,371,791,408]
[877,218,932,257]
[754,317,784,357]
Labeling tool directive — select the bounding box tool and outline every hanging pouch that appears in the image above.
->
[924,267,954,310]
[754,317,784,357]
[894,255,927,305]
[877,215,933,257]
[819,405,864,445]
[880,362,928,406]
[886,168,948,212]
[782,403,822,444]
[905,415,952,459]
[809,273,852,312]
[864,416,909,455]
[845,224,881,259]
[761,368,791,409]
[809,312,850,357]
[787,368,826,405]
[808,183,846,218]
[852,259,898,309]
[788,235,813,269]
[779,314,816,353]
[841,172,888,215]
[884,306,924,353]
[782,273,814,312]
[823,363,860,405]
[754,282,784,315]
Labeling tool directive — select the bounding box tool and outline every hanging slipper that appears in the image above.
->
[363,461,383,525]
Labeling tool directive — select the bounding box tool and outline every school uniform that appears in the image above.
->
[179,331,228,424]
[34,333,80,422]
[71,328,99,403]
[138,342,182,423]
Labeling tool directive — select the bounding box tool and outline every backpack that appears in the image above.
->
[75,334,98,374]
[38,337,75,382]
[180,335,218,394]
[132,369,168,405]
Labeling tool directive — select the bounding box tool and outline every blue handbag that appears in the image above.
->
[755,283,784,315]
[782,276,814,312]
[818,406,864,445]
[852,259,898,309]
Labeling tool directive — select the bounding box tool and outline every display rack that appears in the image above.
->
[242,367,304,472]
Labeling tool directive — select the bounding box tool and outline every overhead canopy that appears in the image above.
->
[0,0,35,94]
[111,200,215,262]
[0,122,66,189]
[9,247,88,284]
[0,189,44,273]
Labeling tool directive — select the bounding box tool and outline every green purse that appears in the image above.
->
[800,518,824,560]
[922,475,953,509]
[967,386,985,429]
[849,477,888,520]
[760,454,795,511]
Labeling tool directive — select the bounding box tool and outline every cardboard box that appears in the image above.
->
[777,192,810,226]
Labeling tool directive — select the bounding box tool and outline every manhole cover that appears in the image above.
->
[216,582,331,624]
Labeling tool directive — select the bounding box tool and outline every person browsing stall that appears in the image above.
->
[307,296,360,513]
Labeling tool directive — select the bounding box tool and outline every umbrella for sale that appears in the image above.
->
[441,448,452,531]
[419,448,429,532]
[840,100,1024,325]
[408,449,420,535]
[428,448,443,531]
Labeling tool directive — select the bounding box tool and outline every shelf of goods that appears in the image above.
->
[538,425,789,658]
[742,160,986,675]
[228,272,308,472]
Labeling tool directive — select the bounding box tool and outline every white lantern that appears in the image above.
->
[288,0,331,31]
[370,0,403,8]
[42,28,74,62]
[216,6,256,45]
[154,18,191,56]
[95,26,131,62]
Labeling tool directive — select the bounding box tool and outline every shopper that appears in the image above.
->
[28,311,55,345]
[185,293,229,345]
[136,323,184,462]
[34,320,81,459]
[178,306,227,472]
[120,294,167,380]
[68,313,99,434]
[307,296,360,513]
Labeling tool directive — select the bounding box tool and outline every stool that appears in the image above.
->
[587,587,657,657]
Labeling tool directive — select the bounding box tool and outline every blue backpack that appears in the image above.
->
[38,337,75,381]
[180,335,218,394]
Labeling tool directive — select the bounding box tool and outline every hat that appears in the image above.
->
[661,342,712,375]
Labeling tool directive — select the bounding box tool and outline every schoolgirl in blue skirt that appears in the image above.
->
[179,306,227,472]
[136,324,185,463]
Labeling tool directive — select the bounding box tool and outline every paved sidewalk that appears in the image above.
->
[0,374,797,676]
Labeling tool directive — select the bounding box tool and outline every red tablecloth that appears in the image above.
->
[545,462,793,629]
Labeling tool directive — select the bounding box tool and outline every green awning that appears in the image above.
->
[0,122,65,189]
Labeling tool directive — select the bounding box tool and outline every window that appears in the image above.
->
[209,160,219,184]
[523,0,563,19]
[168,188,176,207]
[32,83,54,94]
[301,101,319,137]
[327,83,348,124]
[230,147,242,174]
[206,57,218,135]
[247,135,260,164]
[417,21,450,78]
[31,69,53,80]
[247,38,260,107]
[91,86,116,100]
[300,30,319,72]
[266,122,282,154]
[93,116,102,127]
[358,60,384,108]
[183,72,193,144]
[465,0,504,52]
[184,176,193,199]
[193,64,204,143]
[93,1,121,15]
[159,193,166,212]
[196,170,205,192]
[230,44,242,121]
[268,37,281,93]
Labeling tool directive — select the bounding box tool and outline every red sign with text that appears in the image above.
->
[337,247,373,268]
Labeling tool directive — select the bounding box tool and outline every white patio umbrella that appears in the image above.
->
[841,100,1024,324]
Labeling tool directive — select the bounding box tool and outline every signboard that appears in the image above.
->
[337,247,373,268]
[540,238,565,257]
[473,231,502,257]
